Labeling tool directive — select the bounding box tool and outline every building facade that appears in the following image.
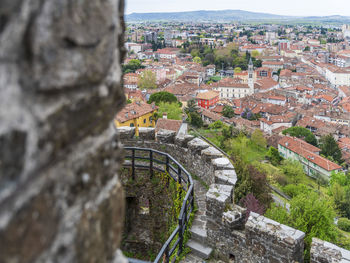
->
[278,136,342,178]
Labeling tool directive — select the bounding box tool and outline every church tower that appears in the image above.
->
[248,58,254,94]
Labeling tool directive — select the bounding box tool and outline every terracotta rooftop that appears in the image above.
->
[155,119,182,133]
[196,91,219,100]
[279,136,341,171]
[115,101,157,123]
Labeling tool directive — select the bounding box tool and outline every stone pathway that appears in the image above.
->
[180,178,213,262]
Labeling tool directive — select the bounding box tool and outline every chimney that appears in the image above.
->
[163,112,167,119]
[125,112,128,118]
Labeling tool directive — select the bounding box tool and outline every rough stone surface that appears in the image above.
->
[310,238,350,263]
[175,134,194,148]
[188,137,210,154]
[211,157,235,170]
[215,170,237,186]
[117,127,135,139]
[156,129,176,144]
[222,205,247,231]
[138,127,155,140]
[0,0,127,262]
[201,146,224,162]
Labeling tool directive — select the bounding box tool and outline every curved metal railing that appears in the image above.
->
[123,147,194,263]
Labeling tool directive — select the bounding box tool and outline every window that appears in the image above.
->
[143,119,146,124]
[130,123,134,127]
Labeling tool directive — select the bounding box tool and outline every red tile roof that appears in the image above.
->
[279,136,341,171]
[115,101,157,123]
[155,119,182,133]
[196,91,219,100]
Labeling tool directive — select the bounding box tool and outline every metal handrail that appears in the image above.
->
[123,147,195,263]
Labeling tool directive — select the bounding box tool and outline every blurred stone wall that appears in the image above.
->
[0,0,127,262]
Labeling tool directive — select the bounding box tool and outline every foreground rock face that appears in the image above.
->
[0,0,127,262]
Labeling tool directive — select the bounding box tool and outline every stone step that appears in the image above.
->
[190,226,207,244]
[179,253,204,263]
[186,239,213,259]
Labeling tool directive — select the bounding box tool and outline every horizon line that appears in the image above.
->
[125,8,348,18]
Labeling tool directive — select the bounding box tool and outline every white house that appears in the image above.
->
[278,136,342,178]
[213,59,255,99]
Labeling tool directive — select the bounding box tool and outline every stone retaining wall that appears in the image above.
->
[118,127,350,263]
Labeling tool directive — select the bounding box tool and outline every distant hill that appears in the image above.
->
[125,10,350,23]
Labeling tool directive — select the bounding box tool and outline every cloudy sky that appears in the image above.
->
[125,0,350,16]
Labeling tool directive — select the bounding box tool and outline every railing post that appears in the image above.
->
[131,149,135,180]
[191,187,195,211]
[166,155,170,187]
[164,245,170,263]
[178,167,182,198]
[150,150,153,179]
[178,208,185,255]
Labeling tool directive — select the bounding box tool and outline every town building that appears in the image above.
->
[214,59,255,99]
[278,136,342,178]
[196,91,220,109]
[114,101,158,136]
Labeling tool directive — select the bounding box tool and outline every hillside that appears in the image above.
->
[126,9,350,23]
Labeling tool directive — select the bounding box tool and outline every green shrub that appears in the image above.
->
[338,218,350,232]
[275,174,289,186]
[209,120,224,129]
[282,184,311,198]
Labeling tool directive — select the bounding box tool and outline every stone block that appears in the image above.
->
[188,138,210,154]
[117,127,135,140]
[310,238,350,263]
[215,170,237,186]
[139,128,156,140]
[223,205,247,230]
[201,147,224,162]
[211,158,234,170]
[206,184,233,223]
[156,129,176,144]
[175,134,194,148]
[245,212,305,262]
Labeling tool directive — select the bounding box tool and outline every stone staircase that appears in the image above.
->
[182,165,237,262]
[185,179,213,260]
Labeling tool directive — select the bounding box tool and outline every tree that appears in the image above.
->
[320,134,343,164]
[266,146,283,166]
[138,70,157,89]
[188,112,203,128]
[190,49,200,58]
[234,157,272,207]
[222,105,235,118]
[184,99,199,114]
[209,120,224,129]
[251,50,260,58]
[281,159,304,184]
[282,126,318,147]
[148,91,178,105]
[266,192,337,261]
[239,193,265,220]
[329,171,350,218]
[234,67,242,74]
[193,56,202,64]
[122,59,143,73]
[304,46,310,51]
[157,102,182,120]
[251,129,267,148]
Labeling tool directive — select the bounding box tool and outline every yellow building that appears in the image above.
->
[114,101,158,136]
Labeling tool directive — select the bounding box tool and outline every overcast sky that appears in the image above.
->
[125,0,350,17]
